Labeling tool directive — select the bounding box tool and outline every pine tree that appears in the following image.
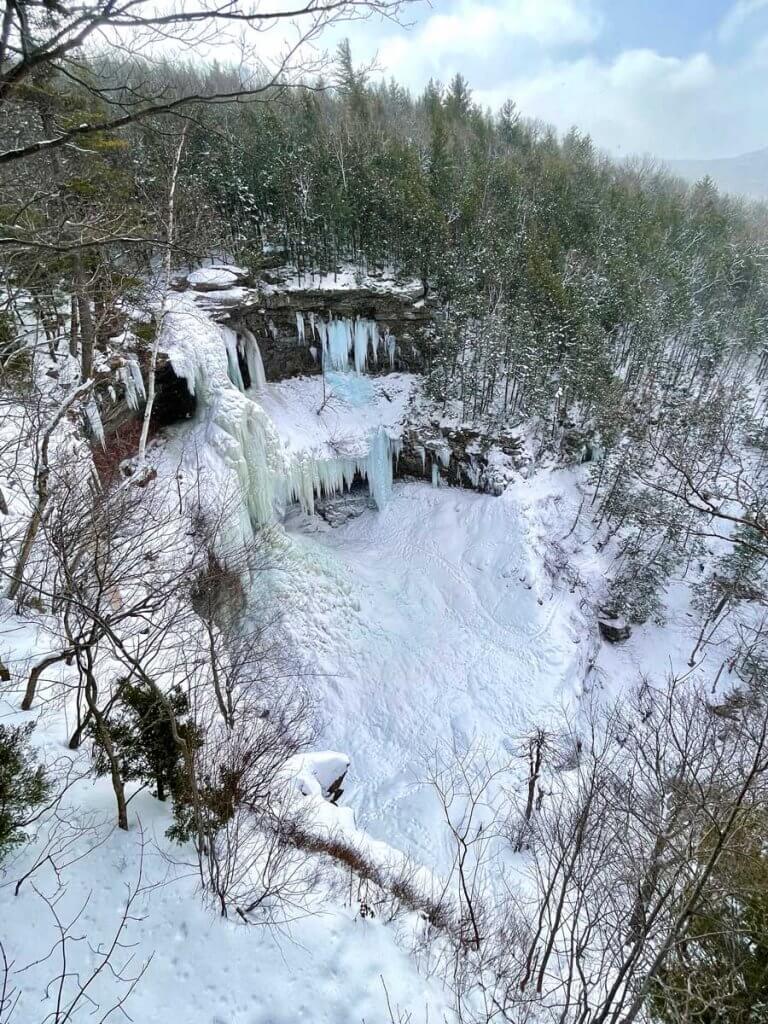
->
[0,723,50,862]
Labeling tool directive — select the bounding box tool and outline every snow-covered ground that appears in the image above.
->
[0,701,451,1024]
[256,371,414,463]
[1,283,731,1024]
[252,478,587,872]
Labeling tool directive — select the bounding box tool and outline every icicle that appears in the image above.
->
[84,397,105,448]
[431,463,440,488]
[317,320,329,365]
[296,312,306,344]
[309,345,318,363]
[281,427,399,514]
[326,318,353,371]
[314,316,382,374]
[391,436,402,466]
[120,358,146,411]
[129,359,146,404]
[353,318,369,374]
[464,459,481,487]
[366,427,394,507]
[239,327,267,391]
[438,447,451,468]
[384,329,396,369]
[222,326,246,393]
[122,369,136,408]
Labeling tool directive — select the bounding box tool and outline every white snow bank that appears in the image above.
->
[0,691,450,1024]
[259,373,412,459]
[265,481,590,875]
[187,266,241,289]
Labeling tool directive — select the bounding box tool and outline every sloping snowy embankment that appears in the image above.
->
[0,678,451,1024]
[1,287,450,1024]
[255,464,722,877]
[2,276,720,1024]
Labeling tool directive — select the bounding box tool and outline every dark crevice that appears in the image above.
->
[236,336,251,390]
[151,363,196,427]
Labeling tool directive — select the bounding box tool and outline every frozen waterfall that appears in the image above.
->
[222,325,267,392]
[163,302,404,528]
[285,428,401,516]
[308,316,388,374]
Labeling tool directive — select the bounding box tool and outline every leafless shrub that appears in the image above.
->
[417,679,768,1024]
[0,828,154,1024]
[285,822,451,931]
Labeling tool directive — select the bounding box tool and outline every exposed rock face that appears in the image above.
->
[98,355,195,435]
[325,770,347,805]
[233,281,435,381]
[94,268,436,443]
[314,488,375,527]
[151,363,197,426]
[396,420,527,494]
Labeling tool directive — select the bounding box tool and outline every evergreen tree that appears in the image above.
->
[0,723,50,862]
[89,681,195,804]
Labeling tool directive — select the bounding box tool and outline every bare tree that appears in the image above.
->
[418,678,768,1024]
[0,829,154,1024]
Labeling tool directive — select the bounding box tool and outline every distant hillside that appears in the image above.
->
[668,147,768,201]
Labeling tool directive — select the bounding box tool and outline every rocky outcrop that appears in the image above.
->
[396,419,527,494]
[234,277,434,380]
[171,263,438,381]
[314,488,375,527]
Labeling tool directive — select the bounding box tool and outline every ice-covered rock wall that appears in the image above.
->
[161,294,407,532]
[236,275,432,381]
[297,314,397,374]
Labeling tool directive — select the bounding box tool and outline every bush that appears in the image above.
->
[0,343,34,395]
[0,723,50,861]
[90,681,195,804]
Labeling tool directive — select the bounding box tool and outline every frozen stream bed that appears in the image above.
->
[266,480,590,871]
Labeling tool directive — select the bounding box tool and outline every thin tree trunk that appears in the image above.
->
[138,124,188,463]
[74,256,95,382]
[82,654,128,830]
[21,648,73,710]
[69,294,78,357]
[7,380,92,600]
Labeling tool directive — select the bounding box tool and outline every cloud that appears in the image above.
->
[719,0,768,41]
[375,0,600,81]
[416,0,600,54]
[360,2,767,161]
[300,0,768,160]
[471,48,765,160]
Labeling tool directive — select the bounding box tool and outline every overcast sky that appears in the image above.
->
[338,0,767,161]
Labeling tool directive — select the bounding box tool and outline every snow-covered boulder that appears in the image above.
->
[284,751,351,804]
[598,615,632,643]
